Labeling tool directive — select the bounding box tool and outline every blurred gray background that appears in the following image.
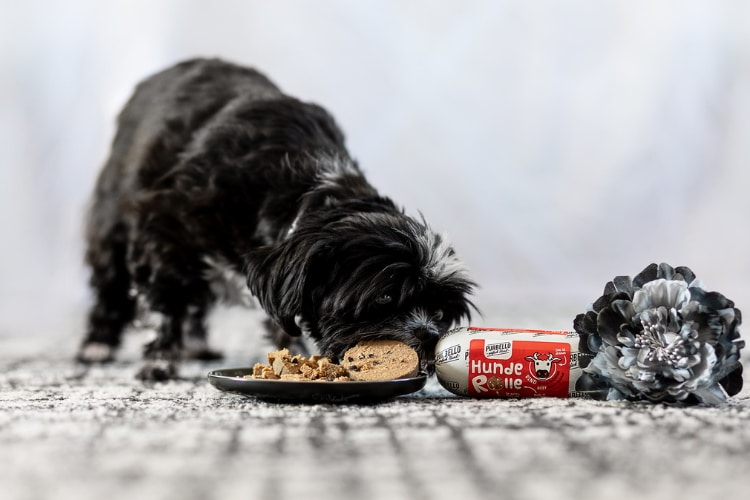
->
[2,0,749,341]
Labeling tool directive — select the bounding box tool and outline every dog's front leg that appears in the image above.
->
[137,313,183,381]
[134,277,217,380]
[182,302,223,361]
[130,240,215,380]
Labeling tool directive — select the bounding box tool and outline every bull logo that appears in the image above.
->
[524,352,562,380]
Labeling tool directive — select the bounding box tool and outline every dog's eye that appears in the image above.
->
[375,294,393,305]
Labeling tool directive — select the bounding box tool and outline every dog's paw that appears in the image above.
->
[76,342,116,364]
[136,359,178,381]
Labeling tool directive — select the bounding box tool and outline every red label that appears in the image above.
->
[467,339,571,398]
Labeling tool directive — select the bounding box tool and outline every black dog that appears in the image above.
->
[77,58,476,380]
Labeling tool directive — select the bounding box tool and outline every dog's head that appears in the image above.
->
[247,210,476,372]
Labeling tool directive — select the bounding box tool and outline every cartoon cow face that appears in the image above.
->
[524,352,561,379]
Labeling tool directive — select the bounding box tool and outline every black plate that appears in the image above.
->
[207,368,428,404]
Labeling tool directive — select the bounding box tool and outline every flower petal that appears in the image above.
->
[631,289,651,314]
[618,350,636,369]
[639,279,690,310]
[691,383,729,405]
[573,311,597,335]
[604,275,634,296]
[586,334,602,353]
[632,263,659,288]
[689,287,734,310]
[656,263,678,280]
[717,364,743,397]
[597,307,627,346]
[610,299,636,323]
[674,266,696,284]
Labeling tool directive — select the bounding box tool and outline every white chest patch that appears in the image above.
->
[202,256,256,307]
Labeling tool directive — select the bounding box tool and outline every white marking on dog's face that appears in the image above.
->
[421,231,470,284]
[406,308,433,329]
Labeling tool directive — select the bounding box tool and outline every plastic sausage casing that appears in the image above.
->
[435,326,596,398]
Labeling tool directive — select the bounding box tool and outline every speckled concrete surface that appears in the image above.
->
[2,309,749,500]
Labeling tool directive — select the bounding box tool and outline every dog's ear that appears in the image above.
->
[245,234,328,337]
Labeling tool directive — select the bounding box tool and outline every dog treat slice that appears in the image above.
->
[343,340,419,381]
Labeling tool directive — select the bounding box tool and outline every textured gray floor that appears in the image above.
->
[2,308,750,500]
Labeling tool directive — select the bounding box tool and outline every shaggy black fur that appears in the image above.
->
[78,58,476,380]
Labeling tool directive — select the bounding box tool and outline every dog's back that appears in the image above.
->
[92,59,282,201]
[88,58,351,259]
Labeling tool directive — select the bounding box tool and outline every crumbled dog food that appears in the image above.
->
[246,348,350,381]
[342,340,419,381]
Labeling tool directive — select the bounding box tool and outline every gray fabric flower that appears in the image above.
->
[573,263,744,404]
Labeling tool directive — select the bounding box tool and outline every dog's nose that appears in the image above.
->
[414,326,429,340]
[414,326,438,342]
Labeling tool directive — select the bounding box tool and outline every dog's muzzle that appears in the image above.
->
[414,325,441,373]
